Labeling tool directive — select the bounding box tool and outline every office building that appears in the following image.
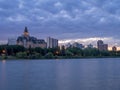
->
[97,40,108,51]
[47,37,58,48]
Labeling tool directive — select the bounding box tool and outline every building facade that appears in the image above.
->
[112,46,117,51]
[97,40,108,51]
[72,42,84,49]
[17,27,47,48]
[47,37,58,48]
[8,38,17,45]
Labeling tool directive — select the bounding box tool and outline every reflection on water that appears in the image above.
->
[0,60,6,90]
[2,60,6,63]
[0,58,120,90]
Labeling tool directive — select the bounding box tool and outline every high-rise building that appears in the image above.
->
[8,38,17,45]
[97,40,108,51]
[47,37,58,48]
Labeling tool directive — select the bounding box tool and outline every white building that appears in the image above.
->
[8,38,17,45]
[47,37,58,48]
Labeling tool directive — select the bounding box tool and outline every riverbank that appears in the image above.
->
[0,55,120,60]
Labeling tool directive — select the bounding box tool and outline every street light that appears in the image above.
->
[2,50,6,54]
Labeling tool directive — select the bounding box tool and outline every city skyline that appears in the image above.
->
[1,26,120,51]
[0,0,120,49]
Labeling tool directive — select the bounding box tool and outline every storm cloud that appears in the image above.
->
[0,0,120,46]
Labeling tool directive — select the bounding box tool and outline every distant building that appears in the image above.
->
[72,42,84,49]
[17,27,47,48]
[47,37,58,48]
[87,44,93,48]
[65,43,72,49]
[33,39,47,48]
[97,40,108,51]
[112,46,117,51]
[8,38,16,45]
[65,42,84,49]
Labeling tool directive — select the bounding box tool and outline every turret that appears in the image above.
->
[23,27,29,36]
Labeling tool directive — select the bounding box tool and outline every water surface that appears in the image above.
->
[0,58,120,90]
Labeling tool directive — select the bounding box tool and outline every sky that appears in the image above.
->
[0,0,120,48]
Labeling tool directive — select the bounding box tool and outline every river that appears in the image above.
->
[0,58,120,90]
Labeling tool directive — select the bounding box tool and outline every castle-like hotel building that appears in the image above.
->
[17,27,47,48]
[15,27,59,49]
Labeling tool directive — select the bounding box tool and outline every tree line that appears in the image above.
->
[0,45,120,59]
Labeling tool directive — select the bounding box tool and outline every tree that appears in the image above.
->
[29,52,42,59]
[65,50,73,56]
[66,47,83,56]
[83,48,100,56]
[16,52,27,59]
[45,52,54,59]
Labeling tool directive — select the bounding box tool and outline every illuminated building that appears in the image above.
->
[17,27,47,48]
[24,27,29,36]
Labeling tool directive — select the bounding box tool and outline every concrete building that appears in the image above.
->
[47,37,58,48]
[8,38,16,45]
[17,27,47,48]
[97,40,108,51]
[112,46,117,51]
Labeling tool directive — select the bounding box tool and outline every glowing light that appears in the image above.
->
[2,50,6,53]
[2,60,6,63]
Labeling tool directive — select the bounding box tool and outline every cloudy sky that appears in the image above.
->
[0,0,120,47]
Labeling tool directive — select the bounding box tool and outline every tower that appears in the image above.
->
[23,27,29,37]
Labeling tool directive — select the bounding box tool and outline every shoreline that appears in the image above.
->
[0,56,120,60]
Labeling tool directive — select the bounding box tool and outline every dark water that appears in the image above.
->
[0,58,120,90]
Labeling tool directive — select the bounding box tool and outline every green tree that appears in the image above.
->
[29,52,42,59]
[66,47,83,56]
[83,48,100,56]
[16,52,27,59]
[45,52,54,59]
[65,50,73,56]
